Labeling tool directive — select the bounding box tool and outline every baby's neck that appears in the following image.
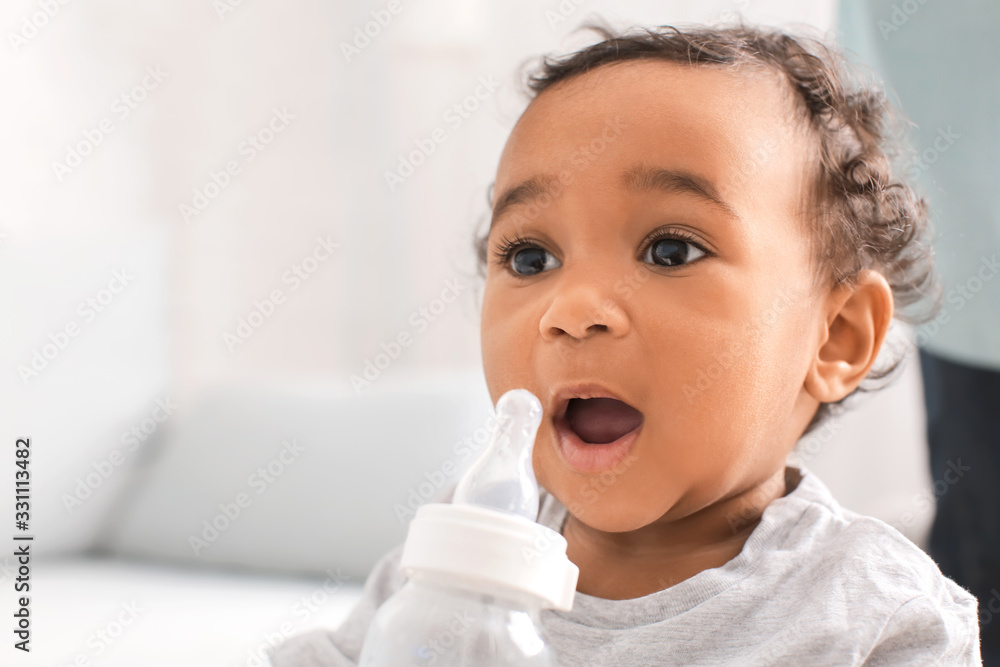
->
[564,466,798,601]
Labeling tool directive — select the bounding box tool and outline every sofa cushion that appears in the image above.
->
[104,370,494,578]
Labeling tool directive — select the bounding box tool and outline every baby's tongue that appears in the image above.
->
[565,397,643,444]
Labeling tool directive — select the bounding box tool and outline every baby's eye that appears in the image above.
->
[642,235,707,267]
[492,234,562,277]
[507,246,562,277]
[492,229,709,277]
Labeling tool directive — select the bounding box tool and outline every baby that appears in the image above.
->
[272,22,982,666]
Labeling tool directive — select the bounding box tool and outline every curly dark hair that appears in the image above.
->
[471,20,941,436]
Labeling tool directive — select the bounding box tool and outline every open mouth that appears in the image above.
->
[551,390,644,473]
[562,397,644,444]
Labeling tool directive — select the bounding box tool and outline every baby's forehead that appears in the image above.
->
[495,60,813,218]
[518,59,795,127]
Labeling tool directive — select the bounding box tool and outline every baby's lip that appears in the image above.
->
[548,381,642,421]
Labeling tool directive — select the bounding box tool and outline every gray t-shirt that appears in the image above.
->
[268,464,982,666]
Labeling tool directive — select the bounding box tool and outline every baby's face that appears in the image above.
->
[481,60,825,532]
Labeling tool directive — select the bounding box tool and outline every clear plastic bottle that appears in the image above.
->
[358,389,578,667]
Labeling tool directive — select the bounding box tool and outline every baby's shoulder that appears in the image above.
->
[779,493,974,611]
[754,495,982,663]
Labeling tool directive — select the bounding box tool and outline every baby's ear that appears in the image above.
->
[803,269,894,403]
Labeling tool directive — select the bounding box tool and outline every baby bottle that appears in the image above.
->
[357,388,579,667]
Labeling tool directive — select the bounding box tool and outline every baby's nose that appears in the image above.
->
[538,273,630,342]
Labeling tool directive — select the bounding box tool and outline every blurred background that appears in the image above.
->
[2,0,997,665]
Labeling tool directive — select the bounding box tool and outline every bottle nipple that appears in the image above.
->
[453,388,543,522]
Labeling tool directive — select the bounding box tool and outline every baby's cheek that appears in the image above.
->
[479,300,524,386]
[686,319,806,455]
[650,317,790,446]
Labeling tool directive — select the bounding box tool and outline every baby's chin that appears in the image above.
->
[562,499,668,534]
[543,474,671,534]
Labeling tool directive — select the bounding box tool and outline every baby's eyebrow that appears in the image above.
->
[491,175,557,227]
[491,165,738,228]
[620,164,739,220]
